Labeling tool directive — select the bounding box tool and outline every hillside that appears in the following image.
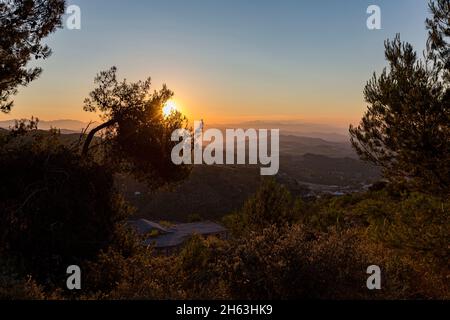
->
[0,126,380,221]
[211,120,350,142]
[0,119,92,133]
[120,135,379,222]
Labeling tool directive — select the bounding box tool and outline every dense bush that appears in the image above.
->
[78,178,449,300]
[80,234,229,300]
[0,131,133,287]
[1,171,448,299]
[302,190,450,266]
[0,260,48,300]
[223,178,304,236]
[220,225,369,299]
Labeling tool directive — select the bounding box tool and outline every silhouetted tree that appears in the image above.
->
[350,0,450,196]
[0,0,65,112]
[82,67,191,187]
[426,0,450,81]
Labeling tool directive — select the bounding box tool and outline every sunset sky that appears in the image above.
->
[1,0,429,126]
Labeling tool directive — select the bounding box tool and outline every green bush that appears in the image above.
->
[223,179,303,236]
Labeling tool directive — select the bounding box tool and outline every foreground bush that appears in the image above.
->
[0,132,447,300]
[0,131,132,287]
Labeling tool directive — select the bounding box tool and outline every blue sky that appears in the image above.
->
[5,0,430,125]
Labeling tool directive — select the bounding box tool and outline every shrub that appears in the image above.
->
[0,133,133,287]
[223,179,303,236]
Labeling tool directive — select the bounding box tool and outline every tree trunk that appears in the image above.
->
[82,119,117,157]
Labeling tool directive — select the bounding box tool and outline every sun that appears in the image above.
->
[162,100,178,117]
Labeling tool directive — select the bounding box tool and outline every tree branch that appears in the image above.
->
[82,119,117,157]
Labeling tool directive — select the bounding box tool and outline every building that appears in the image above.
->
[129,219,228,255]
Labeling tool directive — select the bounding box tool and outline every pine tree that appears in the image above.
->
[350,0,450,196]
[0,0,65,112]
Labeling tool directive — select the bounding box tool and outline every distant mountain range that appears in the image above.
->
[209,120,350,142]
[0,119,93,134]
[0,119,350,142]
[0,118,377,221]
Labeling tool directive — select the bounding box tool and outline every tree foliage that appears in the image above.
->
[350,0,450,196]
[82,67,191,188]
[427,0,450,81]
[223,179,302,236]
[0,126,133,285]
[0,0,65,112]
